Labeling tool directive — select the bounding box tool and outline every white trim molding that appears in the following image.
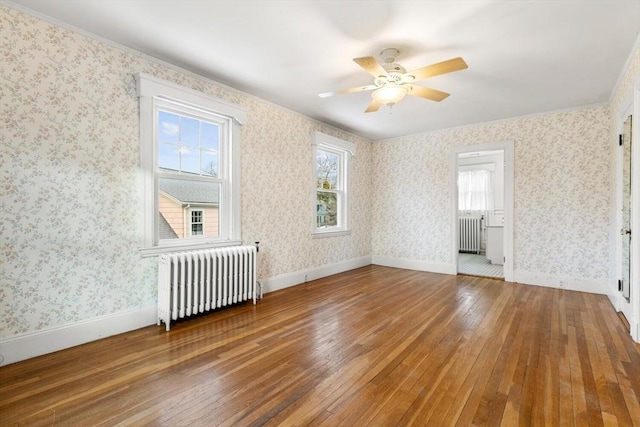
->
[612,75,640,343]
[630,75,640,342]
[260,256,371,294]
[514,271,609,295]
[372,255,457,275]
[136,73,247,125]
[0,256,373,365]
[0,307,157,366]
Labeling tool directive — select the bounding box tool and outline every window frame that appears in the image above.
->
[136,73,247,256]
[311,132,356,238]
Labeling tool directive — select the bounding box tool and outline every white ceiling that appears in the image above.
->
[6,0,640,141]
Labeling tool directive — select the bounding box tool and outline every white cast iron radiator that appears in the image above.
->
[459,217,482,254]
[157,246,258,331]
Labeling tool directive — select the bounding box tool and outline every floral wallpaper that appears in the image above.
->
[1,3,635,344]
[610,44,639,114]
[0,6,371,339]
[372,105,612,281]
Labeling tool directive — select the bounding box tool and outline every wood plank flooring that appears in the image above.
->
[1,265,639,426]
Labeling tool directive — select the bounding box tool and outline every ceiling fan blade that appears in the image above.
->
[318,84,378,98]
[407,57,468,81]
[407,85,450,102]
[353,56,389,78]
[365,99,381,113]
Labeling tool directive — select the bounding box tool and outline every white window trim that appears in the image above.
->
[136,73,246,256]
[311,132,356,238]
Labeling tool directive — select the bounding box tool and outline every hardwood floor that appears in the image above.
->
[1,265,639,426]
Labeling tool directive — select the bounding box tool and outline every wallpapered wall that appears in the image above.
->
[0,7,372,339]
[372,105,612,281]
[2,5,637,344]
[611,43,639,114]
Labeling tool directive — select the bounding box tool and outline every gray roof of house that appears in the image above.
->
[159,177,219,205]
[159,213,179,240]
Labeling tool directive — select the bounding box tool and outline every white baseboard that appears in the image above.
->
[0,262,624,366]
[604,283,640,344]
[0,257,372,366]
[371,255,457,275]
[631,320,640,343]
[260,256,372,294]
[607,290,620,311]
[513,270,609,295]
[368,258,610,296]
[0,306,157,366]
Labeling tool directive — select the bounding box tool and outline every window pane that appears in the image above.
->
[201,151,218,177]
[317,150,339,189]
[192,224,203,235]
[181,116,200,148]
[201,122,219,151]
[202,151,220,177]
[158,177,220,239]
[158,142,180,171]
[180,148,200,175]
[201,122,219,176]
[317,191,338,227]
[158,111,180,144]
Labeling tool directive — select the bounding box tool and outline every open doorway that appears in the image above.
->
[457,150,504,278]
[451,142,514,281]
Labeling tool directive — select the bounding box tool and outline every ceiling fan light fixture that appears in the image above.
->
[372,84,408,106]
[320,49,467,112]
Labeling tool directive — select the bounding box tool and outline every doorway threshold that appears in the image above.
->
[458,253,504,279]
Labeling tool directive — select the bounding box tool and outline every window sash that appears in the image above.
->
[155,104,227,244]
[155,100,227,178]
[190,210,204,236]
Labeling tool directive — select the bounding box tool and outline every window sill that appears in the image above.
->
[312,230,352,239]
[140,240,243,257]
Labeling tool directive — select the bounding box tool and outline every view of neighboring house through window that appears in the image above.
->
[136,73,246,254]
[312,132,356,237]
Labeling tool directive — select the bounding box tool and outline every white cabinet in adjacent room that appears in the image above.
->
[486,225,504,265]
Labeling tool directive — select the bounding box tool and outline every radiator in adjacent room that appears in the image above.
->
[459,217,482,254]
[157,245,258,331]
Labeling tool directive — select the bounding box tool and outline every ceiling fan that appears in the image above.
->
[319,48,468,113]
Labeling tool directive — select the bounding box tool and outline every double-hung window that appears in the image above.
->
[136,73,246,255]
[311,132,356,237]
[189,209,204,236]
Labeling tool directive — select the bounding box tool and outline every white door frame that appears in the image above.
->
[615,77,640,342]
[451,141,514,282]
